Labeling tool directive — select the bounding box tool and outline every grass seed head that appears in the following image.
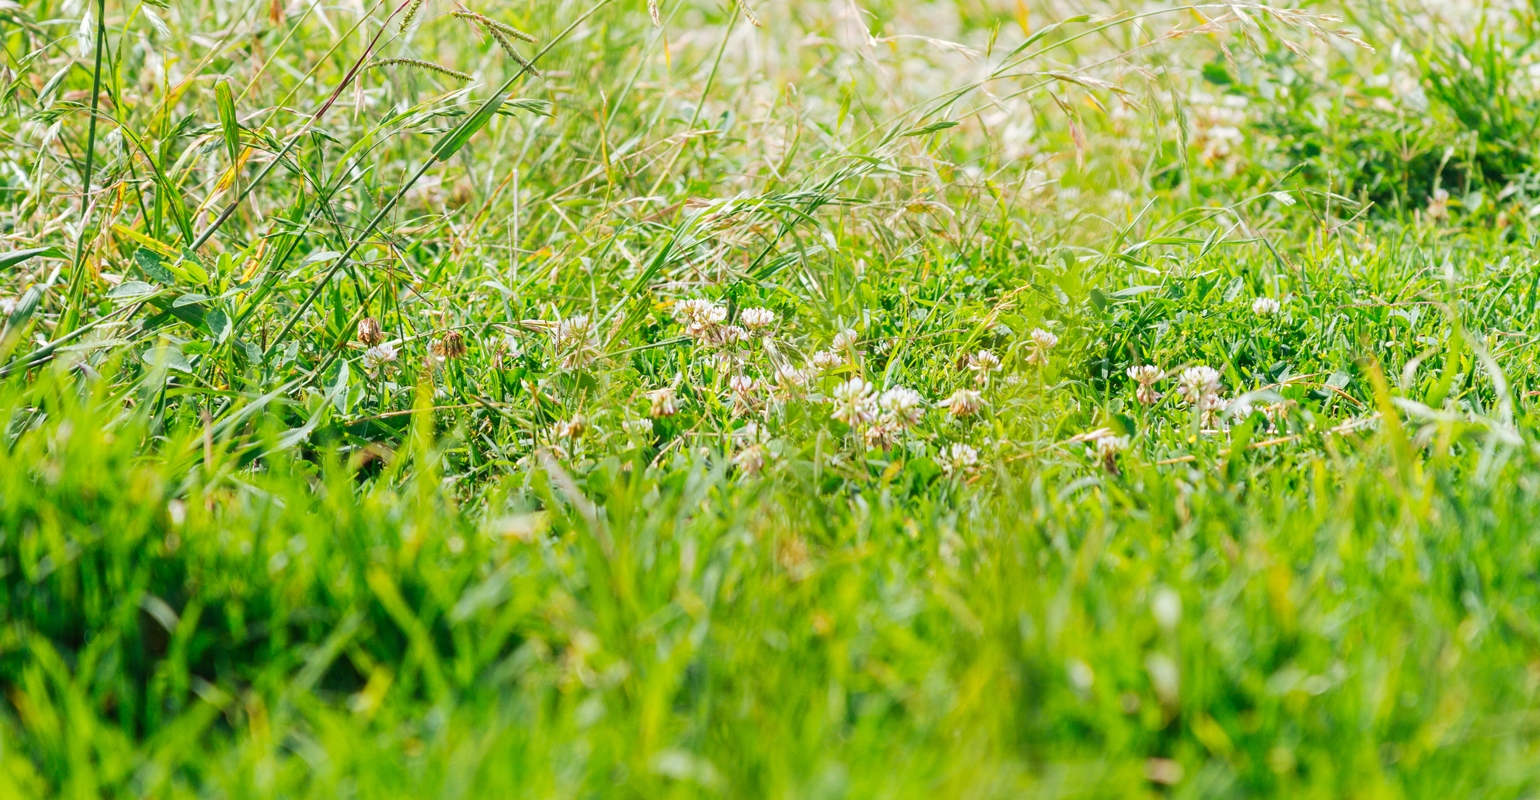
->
[366,58,471,82]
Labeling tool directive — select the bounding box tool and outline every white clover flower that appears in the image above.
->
[0,296,16,317]
[1127,364,1163,405]
[646,387,678,418]
[714,324,751,345]
[831,328,860,352]
[878,386,926,428]
[356,317,384,346]
[555,314,594,348]
[728,374,760,415]
[1178,366,1223,405]
[674,298,726,325]
[967,350,1003,386]
[774,363,810,391]
[730,374,757,396]
[1152,588,1182,631]
[734,422,769,445]
[967,350,1002,373]
[864,420,899,449]
[1251,297,1281,316]
[810,350,842,371]
[1197,391,1226,428]
[552,314,600,367]
[554,415,587,439]
[1091,433,1128,459]
[674,298,727,339]
[829,377,877,425]
[740,307,776,329]
[938,442,979,476]
[1427,188,1450,223]
[1025,328,1059,366]
[1260,400,1294,432]
[362,342,398,371]
[732,443,766,475]
[940,388,982,418]
[1086,431,1128,472]
[622,418,653,436]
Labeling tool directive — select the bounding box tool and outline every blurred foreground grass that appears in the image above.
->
[6,357,1540,798]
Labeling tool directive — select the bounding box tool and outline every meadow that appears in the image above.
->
[4,0,1540,796]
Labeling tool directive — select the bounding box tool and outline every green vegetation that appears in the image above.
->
[4,0,1540,796]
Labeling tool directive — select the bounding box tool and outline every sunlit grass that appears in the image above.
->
[3,0,1540,795]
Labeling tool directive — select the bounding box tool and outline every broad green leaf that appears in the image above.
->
[135,247,177,284]
[206,307,230,343]
[109,280,158,299]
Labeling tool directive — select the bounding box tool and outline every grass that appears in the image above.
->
[4,0,1540,796]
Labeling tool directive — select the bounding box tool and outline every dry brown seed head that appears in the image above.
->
[435,330,468,359]
[357,317,384,346]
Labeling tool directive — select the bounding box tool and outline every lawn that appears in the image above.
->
[4,0,1540,796]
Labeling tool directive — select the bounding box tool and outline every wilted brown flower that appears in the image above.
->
[357,317,384,346]
[435,330,467,360]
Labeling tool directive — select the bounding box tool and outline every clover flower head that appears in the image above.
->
[554,415,587,439]
[363,342,398,371]
[940,388,982,418]
[1178,366,1222,405]
[968,350,1002,372]
[1127,364,1163,404]
[357,317,384,346]
[646,387,679,418]
[740,307,776,329]
[1024,328,1059,366]
[810,350,842,371]
[829,377,878,425]
[878,386,926,428]
[939,442,979,476]
[675,299,728,339]
[775,363,811,391]
[1251,297,1281,316]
